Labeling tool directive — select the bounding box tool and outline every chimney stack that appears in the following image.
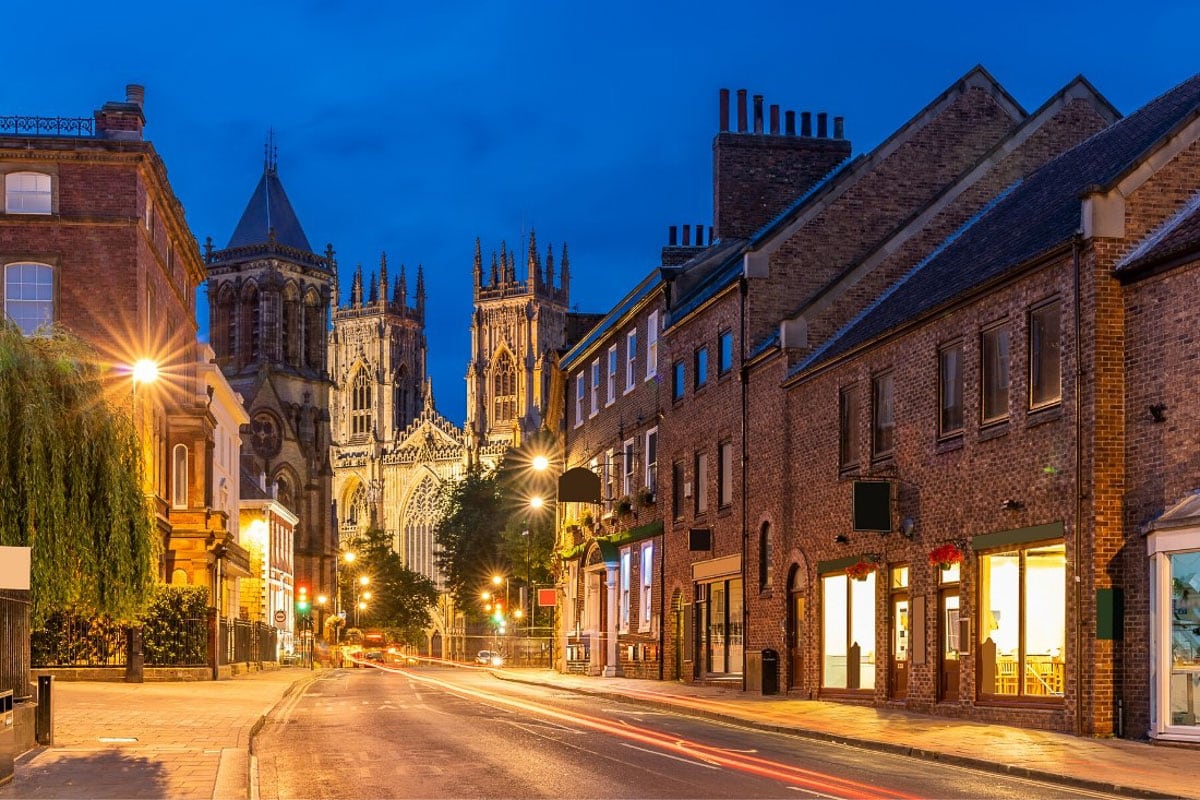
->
[817,112,828,138]
[770,104,780,135]
[834,116,845,139]
[668,225,678,246]
[753,95,764,134]
[785,110,796,136]
[801,111,812,137]
[126,84,145,108]
[682,224,692,247]
[737,89,748,133]
[719,89,730,132]
[95,82,146,141]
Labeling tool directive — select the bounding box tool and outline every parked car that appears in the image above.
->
[475,650,504,666]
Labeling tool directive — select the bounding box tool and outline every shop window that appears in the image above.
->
[939,342,963,436]
[699,577,743,675]
[977,542,1065,699]
[821,571,876,690]
[1029,301,1062,409]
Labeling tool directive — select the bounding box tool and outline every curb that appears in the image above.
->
[245,671,323,799]
[491,671,1184,800]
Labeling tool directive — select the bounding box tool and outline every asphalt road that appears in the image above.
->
[252,664,1129,799]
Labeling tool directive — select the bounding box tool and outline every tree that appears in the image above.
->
[434,463,508,611]
[341,527,437,644]
[0,323,157,624]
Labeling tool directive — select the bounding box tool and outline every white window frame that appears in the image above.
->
[172,444,189,509]
[5,172,51,215]
[619,548,631,633]
[646,311,659,380]
[639,541,654,631]
[590,359,600,417]
[574,373,585,428]
[622,438,635,497]
[606,345,618,405]
[644,427,658,495]
[625,329,637,393]
[4,262,54,335]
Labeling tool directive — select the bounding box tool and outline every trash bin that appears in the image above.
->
[0,690,14,786]
[761,649,779,696]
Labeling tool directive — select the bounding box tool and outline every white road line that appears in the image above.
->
[620,742,720,770]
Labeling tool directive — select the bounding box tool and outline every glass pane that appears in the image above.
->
[1170,551,1200,726]
[850,572,876,690]
[728,578,744,675]
[823,574,848,688]
[696,348,708,387]
[943,593,960,658]
[894,598,909,662]
[1024,544,1065,697]
[873,372,894,455]
[891,565,909,589]
[939,563,960,584]
[839,386,859,467]
[939,344,963,434]
[709,582,726,673]
[981,551,1019,695]
[1030,304,1062,407]
[982,326,1010,421]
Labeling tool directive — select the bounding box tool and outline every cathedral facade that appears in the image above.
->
[204,156,337,603]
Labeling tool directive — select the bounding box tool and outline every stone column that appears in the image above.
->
[604,564,620,677]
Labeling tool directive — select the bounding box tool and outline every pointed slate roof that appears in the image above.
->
[226,164,314,253]
[798,73,1200,375]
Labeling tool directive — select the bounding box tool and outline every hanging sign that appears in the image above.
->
[0,547,32,590]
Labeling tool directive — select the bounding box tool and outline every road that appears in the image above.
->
[253,664,1128,799]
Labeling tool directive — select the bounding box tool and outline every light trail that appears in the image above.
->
[368,664,921,800]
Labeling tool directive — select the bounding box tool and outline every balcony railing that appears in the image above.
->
[0,116,95,137]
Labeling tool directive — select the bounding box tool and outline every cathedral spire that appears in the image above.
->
[527,228,540,290]
[422,377,435,414]
[499,241,509,285]
[367,270,378,304]
[506,249,516,285]
[416,264,426,318]
[396,263,408,316]
[473,237,483,291]
[378,252,389,307]
[490,252,499,286]
[351,263,363,306]
[544,242,555,291]
[560,243,570,299]
[327,244,339,306]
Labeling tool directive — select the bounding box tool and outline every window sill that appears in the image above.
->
[935,434,964,454]
[978,421,1010,442]
[1026,404,1063,428]
[870,453,895,469]
[838,465,861,478]
[717,506,733,519]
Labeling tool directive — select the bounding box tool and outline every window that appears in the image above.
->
[981,324,1010,423]
[5,172,51,214]
[574,374,585,428]
[4,263,53,334]
[1029,302,1061,409]
[758,522,772,591]
[625,330,637,392]
[672,360,685,402]
[672,461,684,520]
[718,330,734,376]
[939,342,964,436]
[172,444,189,509]
[607,345,618,405]
[718,440,733,508]
[493,351,517,422]
[694,452,709,515]
[978,542,1065,699]
[821,570,876,689]
[622,438,635,497]
[646,311,659,380]
[699,577,744,675]
[351,368,373,437]
[872,371,894,458]
[839,384,859,469]
[695,347,709,389]
[619,549,631,633]
[590,359,600,416]
[640,542,654,630]
[644,427,658,495]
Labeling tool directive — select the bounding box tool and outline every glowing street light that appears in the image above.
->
[131,358,159,386]
[532,454,549,472]
[529,495,545,510]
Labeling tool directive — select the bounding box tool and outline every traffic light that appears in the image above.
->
[297,585,310,613]
[492,601,504,623]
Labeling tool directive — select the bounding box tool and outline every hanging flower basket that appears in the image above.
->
[845,559,875,581]
[929,542,963,571]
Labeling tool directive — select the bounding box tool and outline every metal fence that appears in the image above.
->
[143,617,208,667]
[218,619,278,666]
[32,614,126,668]
[0,592,31,700]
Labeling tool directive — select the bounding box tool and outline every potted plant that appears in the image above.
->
[845,559,876,581]
[928,542,964,571]
[636,485,655,507]
[581,511,595,530]
[615,496,634,518]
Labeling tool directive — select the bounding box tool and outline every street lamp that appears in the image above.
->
[354,575,370,628]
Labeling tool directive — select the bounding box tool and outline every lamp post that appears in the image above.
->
[354,575,370,628]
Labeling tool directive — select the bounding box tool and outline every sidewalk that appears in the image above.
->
[492,667,1198,800]
[0,668,313,800]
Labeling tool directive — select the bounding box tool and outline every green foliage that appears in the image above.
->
[434,463,509,611]
[0,322,158,625]
[342,527,438,644]
[140,585,210,666]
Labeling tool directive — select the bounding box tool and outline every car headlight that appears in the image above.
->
[490,656,504,666]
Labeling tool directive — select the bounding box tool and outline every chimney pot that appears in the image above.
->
[669,225,678,246]
[682,224,691,246]
[753,94,764,134]
[833,116,845,139]
[817,112,828,138]
[708,226,714,245]
[696,223,704,245]
[719,89,730,132]
[801,111,812,137]
[737,89,748,133]
[785,110,796,136]
[125,84,145,107]
[769,104,780,135]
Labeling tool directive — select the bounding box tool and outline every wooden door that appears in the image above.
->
[890,594,909,699]
[939,589,960,701]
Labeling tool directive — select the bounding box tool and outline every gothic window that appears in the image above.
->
[274,473,295,512]
[240,283,260,366]
[492,351,516,424]
[303,289,323,371]
[404,475,443,588]
[351,367,373,438]
[214,284,235,360]
[281,284,300,367]
[394,365,410,431]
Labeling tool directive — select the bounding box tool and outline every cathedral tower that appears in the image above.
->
[204,149,337,603]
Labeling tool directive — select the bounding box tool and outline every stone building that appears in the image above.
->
[203,152,337,605]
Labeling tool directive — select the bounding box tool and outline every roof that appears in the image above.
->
[226,166,314,253]
[662,238,748,327]
[797,72,1200,376]
[1116,188,1200,276]
[561,268,662,368]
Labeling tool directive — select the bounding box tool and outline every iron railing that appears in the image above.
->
[32,614,126,668]
[143,618,208,667]
[0,592,31,700]
[0,116,94,137]
[219,619,279,665]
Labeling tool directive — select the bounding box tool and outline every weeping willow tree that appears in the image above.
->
[0,322,158,625]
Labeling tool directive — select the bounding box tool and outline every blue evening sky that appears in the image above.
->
[8,1,1196,425]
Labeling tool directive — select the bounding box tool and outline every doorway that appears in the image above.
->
[939,588,960,701]
[671,590,683,681]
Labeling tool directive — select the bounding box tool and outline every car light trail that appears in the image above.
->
[377,665,920,800]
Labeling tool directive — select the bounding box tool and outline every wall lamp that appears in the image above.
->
[1000,498,1025,511]
[1149,403,1167,423]
[900,517,915,539]
[834,533,850,545]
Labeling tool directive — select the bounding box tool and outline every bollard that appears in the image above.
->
[125,626,144,683]
[35,675,53,746]
[0,690,13,785]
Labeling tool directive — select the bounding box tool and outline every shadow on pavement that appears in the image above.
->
[1,750,170,799]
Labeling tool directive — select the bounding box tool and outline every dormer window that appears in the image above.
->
[5,172,52,214]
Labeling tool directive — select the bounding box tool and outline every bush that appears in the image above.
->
[140,585,209,666]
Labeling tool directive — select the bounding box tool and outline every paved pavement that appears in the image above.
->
[0,662,1196,799]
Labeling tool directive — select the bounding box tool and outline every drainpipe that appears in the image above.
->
[739,275,749,693]
[1072,232,1084,736]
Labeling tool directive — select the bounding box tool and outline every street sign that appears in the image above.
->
[274,610,286,623]
[537,588,556,607]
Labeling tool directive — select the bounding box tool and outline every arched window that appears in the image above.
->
[351,367,373,437]
[172,444,189,509]
[213,284,235,360]
[492,351,516,423]
[758,522,773,590]
[281,284,300,366]
[240,283,259,366]
[4,262,54,335]
[394,365,410,430]
[304,289,323,371]
[404,475,442,588]
[5,172,51,214]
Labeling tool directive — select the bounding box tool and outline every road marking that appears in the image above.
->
[620,742,719,770]
[97,737,137,743]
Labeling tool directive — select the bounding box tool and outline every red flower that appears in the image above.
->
[845,560,875,581]
[929,543,963,569]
